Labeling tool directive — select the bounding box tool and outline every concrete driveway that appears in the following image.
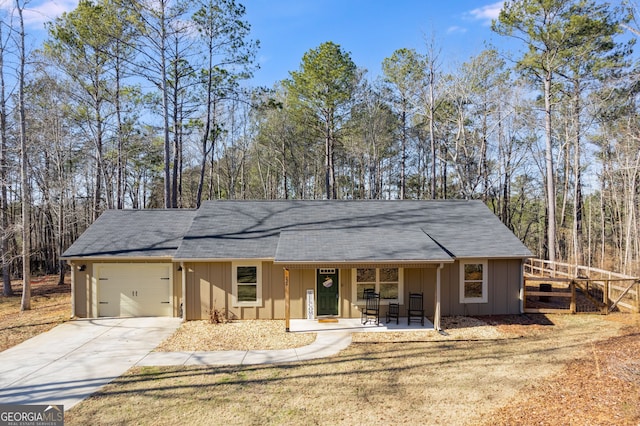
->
[0,317,181,410]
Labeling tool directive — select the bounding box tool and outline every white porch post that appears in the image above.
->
[284,268,290,332]
[434,263,443,331]
[181,262,186,321]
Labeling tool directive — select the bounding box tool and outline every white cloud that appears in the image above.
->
[467,1,504,25]
[447,26,468,35]
[0,0,78,28]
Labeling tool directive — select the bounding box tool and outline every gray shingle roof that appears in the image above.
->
[275,228,453,263]
[62,200,531,261]
[62,209,197,259]
[173,200,531,261]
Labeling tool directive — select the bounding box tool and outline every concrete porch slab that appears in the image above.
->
[289,317,434,333]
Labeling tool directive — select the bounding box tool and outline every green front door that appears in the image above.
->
[317,269,339,316]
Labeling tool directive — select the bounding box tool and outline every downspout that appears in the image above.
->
[181,262,186,321]
[434,263,444,331]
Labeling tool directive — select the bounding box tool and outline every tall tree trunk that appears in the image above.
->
[325,114,334,199]
[429,67,436,199]
[400,106,406,200]
[160,1,171,208]
[196,60,215,207]
[93,103,103,221]
[544,73,557,263]
[115,43,124,210]
[573,80,583,266]
[0,20,12,296]
[17,1,30,311]
[171,34,180,208]
[481,101,489,203]
[171,98,180,208]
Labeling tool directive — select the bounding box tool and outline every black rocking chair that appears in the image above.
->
[386,303,399,324]
[407,292,425,326]
[361,291,380,325]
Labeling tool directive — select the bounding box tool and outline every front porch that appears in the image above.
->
[283,265,444,332]
[289,317,435,333]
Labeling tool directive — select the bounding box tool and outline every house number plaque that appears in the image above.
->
[306,289,314,319]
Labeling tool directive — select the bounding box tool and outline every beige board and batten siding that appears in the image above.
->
[70,260,182,318]
[440,259,523,316]
[181,260,523,320]
[184,261,310,320]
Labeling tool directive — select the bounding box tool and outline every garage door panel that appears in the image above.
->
[97,264,172,317]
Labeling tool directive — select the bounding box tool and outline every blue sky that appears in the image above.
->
[6,0,506,87]
[243,0,506,87]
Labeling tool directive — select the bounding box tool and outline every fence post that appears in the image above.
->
[603,280,609,315]
[570,281,576,314]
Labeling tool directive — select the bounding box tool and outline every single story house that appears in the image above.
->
[62,200,532,329]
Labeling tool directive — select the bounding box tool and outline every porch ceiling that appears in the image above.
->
[274,227,453,264]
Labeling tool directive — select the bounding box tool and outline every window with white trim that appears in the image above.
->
[352,267,403,304]
[232,261,262,307]
[459,260,488,303]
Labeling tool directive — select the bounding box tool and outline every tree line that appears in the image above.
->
[1,0,639,307]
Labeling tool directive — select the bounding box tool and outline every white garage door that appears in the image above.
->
[97,264,172,317]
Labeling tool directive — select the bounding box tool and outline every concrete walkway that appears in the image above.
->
[137,317,433,366]
[0,317,431,410]
[138,330,352,367]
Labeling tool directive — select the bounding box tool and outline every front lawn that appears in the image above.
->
[66,314,639,426]
[0,276,71,352]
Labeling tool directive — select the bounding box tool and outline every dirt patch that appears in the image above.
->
[479,327,640,425]
[0,276,71,352]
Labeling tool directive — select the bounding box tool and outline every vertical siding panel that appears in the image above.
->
[423,268,436,318]
[173,263,182,317]
[441,263,455,316]
[404,268,420,294]
[509,259,523,314]
[212,263,231,320]
[341,269,353,318]
[289,269,305,319]
[497,259,510,314]
[270,264,284,319]
[200,264,211,320]
[267,262,286,319]
[403,267,435,317]
[301,270,315,318]
[73,265,89,318]
[187,263,196,320]
[488,260,500,315]
[87,262,95,317]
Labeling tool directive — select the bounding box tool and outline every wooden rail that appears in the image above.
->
[524,259,640,314]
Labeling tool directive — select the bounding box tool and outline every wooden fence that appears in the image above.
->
[523,259,640,314]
